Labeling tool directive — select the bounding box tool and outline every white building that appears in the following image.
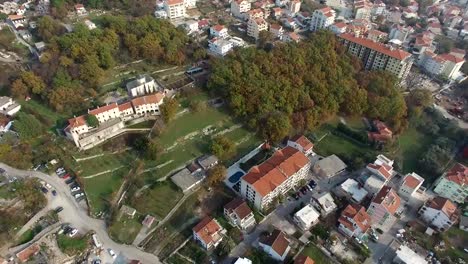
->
[126,75,159,97]
[88,103,120,124]
[293,204,320,230]
[164,0,186,19]
[185,20,199,34]
[74,4,87,15]
[419,50,465,80]
[192,217,226,250]
[287,135,315,156]
[131,93,165,116]
[154,10,168,19]
[310,6,336,32]
[389,25,413,42]
[338,179,368,203]
[7,15,26,29]
[398,172,424,201]
[433,163,467,204]
[210,25,229,39]
[224,198,256,230]
[258,230,290,261]
[0,96,21,116]
[247,18,268,40]
[208,38,234,56]
[393,245,428,264]
[84,19,96,30]
[231,0,251,18]
[184,0,197,9]
[311,192,337,216]
[418,196,458,232]
[240,146,311,210]
[288,0,301,14]
[313,154,347,178]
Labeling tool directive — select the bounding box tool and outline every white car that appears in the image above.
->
[74,193,84,199]
[45,183,52,189]
[68,228,78,237]
[71,186,81,192]
[108,249,116,259]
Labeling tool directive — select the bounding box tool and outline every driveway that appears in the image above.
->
[0,163,161,264]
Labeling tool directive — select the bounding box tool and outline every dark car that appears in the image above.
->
[51,190,57,196]
[40,187,48,193]
[293,193,299,200]
[62,173,71,179]
[300,187,307,194]
[55,206,63,213]
[65,177,76,184]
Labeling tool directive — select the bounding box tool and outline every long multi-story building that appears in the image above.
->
[310,6,336,32]
[434,163,467,204]
[339,33,413,80]
[418,50,465,80]
[367,186,401,230]
[247,18,268,40]
[163,0,186,19]
[240,146,311,210]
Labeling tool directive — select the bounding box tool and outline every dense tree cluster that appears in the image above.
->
[13,15,188,115]
[208,32,408,142]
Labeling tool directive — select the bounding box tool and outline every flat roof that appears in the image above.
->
[341,179,368,202]
[171,168,205,192]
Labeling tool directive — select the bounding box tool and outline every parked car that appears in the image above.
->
[62,173,71,179]
[55,167,65,174]
[68,228,78,237]
[74,192,85,199]
[65,177,76,184]
[51,190,57,196]
[71,186,80,192]
[55,206,63,213]
[300,187,307,194]
[45,183,52,189]
[40,187,48,193]
[108,249,116,259]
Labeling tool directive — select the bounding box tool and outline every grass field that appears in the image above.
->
[108,215,142,244]
[56,234,88,255]
[20,99,68,130]
[166,254,192,264]
[300,244,333,264]
[396,127,433,174]
[75,151,136,177]
[82,169,128,215]
[130,181,183,219]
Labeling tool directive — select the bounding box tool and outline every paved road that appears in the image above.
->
[0,163,161,264]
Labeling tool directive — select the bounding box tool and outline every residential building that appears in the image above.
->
[208,38,234,56]
[247,18,268,40]
[367,186,401,230]
[231,0,251,18]
[353,0,372,20]
[258,229,291,261]
[418,50,465,80]
[418,196,458,232]
[313,154,347,178]
[330,22,347,35]
[433,163,467,204]
[16,244,40,263]
[362,173,386,196]
[338,179,368,203]
[372,0,386,16]
[210,25,229,39]
[7,15,26,29]
[393,245,428,264]
[389,25,413,42]
[74,4,87,15]
[0,96,21,116]
[171,167,205,193]
[154,10,168,19]
[398,172,425,200]
[339,33,413,80]
[269,24,284,39]
[311,192,337,216]
[367,29,387,42]
[460,215,468,232]
[287,135,314,156]
[240,146,311,210]
[120,205,136,218]
[247,8,264,20]
[233,258,253,264]
[368,120,393,143]
[366,154,395,183]
[310,6,336,32]
[84,19,96,30]
[126,75,159,97]
[289,0,301,14]
[197,155,218,170]
[88,103,120,124]
[192,216,226,250]
[131,93,165,116]
[224,198,256,230]
[164,0,186,19]
[338,204,371,239]
[184,20,199,34]
[184,0,197,9]
[293,204,320,230]
[295,255,315,264]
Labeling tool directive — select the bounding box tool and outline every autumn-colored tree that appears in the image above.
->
[20,71,46,95]
[160,97,178,122]
[206,164,227,186]
[260,112,291,143]
[146,139,162,160]
[10,79,28,99]
[210,136,236,161]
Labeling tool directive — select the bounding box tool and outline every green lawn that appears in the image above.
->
[301,244,333,264]
[20,99,67,128]
[76,151,136,177]
[314,128,375,159]
[127,120,155,129]
[397,127,433,174]
[0,185,15,199]
[56,234,88,255]
[16,229,35,245]
[108,215,142,244]
[82,169,128,215]
[166,254,192,264]
[130,181,183,219]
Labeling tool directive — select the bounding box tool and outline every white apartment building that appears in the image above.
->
[339,33,413,80]
[398,172,424,201]
[224,198,256,230]
[288,0,301,14]
[88,103,120,124]
[310,6,336,32]
[419,197,458,232]
[240,146,311,210]
[247,18,268,40]
[354,5,371,20]
[210,25,229,39]
[164,0,186,19]
[184,0,197,9]
[0,96,21,116]
[419,50,465,80]
[126,75,159,97]
[231,0,251,18]
[293,204,320,230]
[208,38,234,56]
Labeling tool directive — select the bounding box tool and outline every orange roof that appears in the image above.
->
[367,163,392,179]
[439,53,465,63]
[67,115,87,128]
[224,198,252,220]
[74,4,85,9]
[403,174,423,189]
[339,204,371,233]
[333,22,347,29]
[259,229,290,256]
[166,0,184,5]
[212,24,225,32]
[295,255,315,264]
[8,14,24,20]
[372,186,401,215]
[16,244,40,262]
[427,197,458,221]
[131,93,165,107]
[242,146,309,197]
[270,23,282,30]
[89,103,118,116]
[192,216,223,246]
[290,135,314,151]
[340,33,411,60]
[118,102,133,111]
[444,163,467,186]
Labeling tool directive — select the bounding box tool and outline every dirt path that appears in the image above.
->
[82,166,124,179]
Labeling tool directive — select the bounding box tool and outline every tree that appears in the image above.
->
[407,89,433,108]
[193,48,207,61]
[20,71,46,95]
[259,112,291,143]
[86,114,99,127]
[258,31,274,48]
[189,100,207,113]
[146,139,162,160]
[160,97,178,122]
[206,164,227,186]
[10,79,29,99]
[210,136,236,161]
[13,113,45,140]
[37,16,64,42]
[436,36,454,54]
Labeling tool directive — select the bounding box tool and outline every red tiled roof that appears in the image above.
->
[340,33,411,60]
[339,204,371,233]
[259,229,289,256]
[89,103,118,116]
[212,24,225,32]
[403,174,423,189]
[427,197,458,221]
[166,0,183,5]
[118,102,133,111]
[74,4,85,9]
[270,23,282,30]
[333,22,347,29]
[444,163,467,186]
[224,198,252,220]
[439,53,465,63]
[16,244,40,262]
[8,14,24,20]
[372,186,401,215]
[68,115,87,128]
[367,163,392,179]
[290,135,314,151]
[295,255,315,264]
[131,93,165,107]
[242,146,309,197]
[192,216,223,246]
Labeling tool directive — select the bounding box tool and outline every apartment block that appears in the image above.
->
[310,6,336,32]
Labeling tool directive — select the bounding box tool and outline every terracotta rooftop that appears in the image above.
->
[16,243,40,263]
[8,14,24,20]
[212,24,225,32]
[131,92,165,107]
[67,115,87,128]
[166,0,184,5]
[259,229,290,257]
[426,196,458,222]
[241,146,309,197]
[224,198,252,220]
[439,53,465,63]
[367,163,392,179]
[340,33,411,60]
[333,22,347,29]
[192,216,223,246]
[88,102,118,116]
[339,204,371,233]
[402,173,423,189]
[372,186,401,215]
[290,135,314,152]
[295,255,315,264]
[118,102,133,111]
[444,163,467,186]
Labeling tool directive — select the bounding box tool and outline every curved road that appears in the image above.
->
[0,163,161,264]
